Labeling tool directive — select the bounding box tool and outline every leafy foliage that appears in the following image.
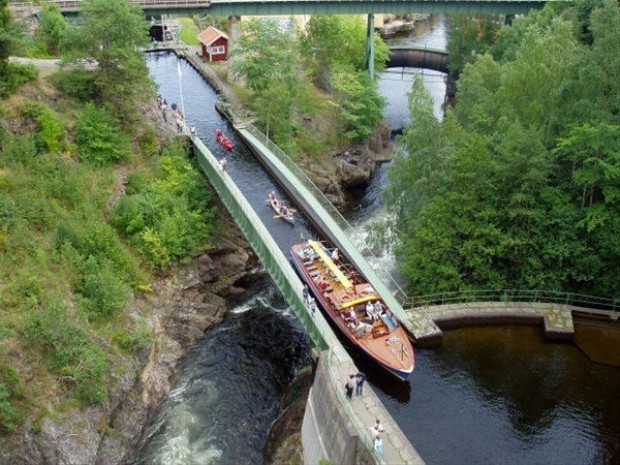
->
[37,3,68,55]
[387,0,620,298]
[75,103,132,165]
[52,69,97,102]
[27,303,108,404]
[300,15,389,88]
[21,101,66,153]
[64,0,151,120]
[0,0,14,90]
[110,141,217,268]
[330,66,385,143]
[231,19,297,93]
[0,367,24,434]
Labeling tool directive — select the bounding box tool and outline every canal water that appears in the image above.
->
[138,20,620,464]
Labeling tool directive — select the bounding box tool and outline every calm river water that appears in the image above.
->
[138,18,620,464]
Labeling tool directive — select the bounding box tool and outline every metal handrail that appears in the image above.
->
[404,289,620,312]
[19,0,212,8]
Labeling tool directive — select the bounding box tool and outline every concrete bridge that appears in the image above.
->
[10,0,561,16]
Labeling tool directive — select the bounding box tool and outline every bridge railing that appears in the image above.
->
[20,0,212,9]
[404,289,620,313]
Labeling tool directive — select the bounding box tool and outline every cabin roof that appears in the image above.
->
[197,26,228,47]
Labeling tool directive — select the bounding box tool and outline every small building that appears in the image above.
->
[197,26,229,62]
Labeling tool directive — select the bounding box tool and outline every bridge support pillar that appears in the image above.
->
[364,13,375,77]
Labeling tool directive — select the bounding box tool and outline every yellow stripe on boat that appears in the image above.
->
[308,240,353,289]
[341,296,377,309]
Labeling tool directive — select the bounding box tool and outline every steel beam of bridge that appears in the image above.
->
[11,0,557,17]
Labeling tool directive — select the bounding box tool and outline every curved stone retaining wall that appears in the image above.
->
[407,302,579,345]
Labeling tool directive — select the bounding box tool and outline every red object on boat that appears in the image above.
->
[215,129,233,151]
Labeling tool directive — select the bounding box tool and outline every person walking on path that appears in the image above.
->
[369,418,385,438]
[373,434,384,458]
[302,284,309,305]
[355,372,366,396]
[190,126,196,138]
[307,296,317,315]
[345,375,355,399]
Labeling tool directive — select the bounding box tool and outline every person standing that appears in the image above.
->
[308,296,317,315]
[373,434,384,458]
[302,284,309,305]
[355,372,367,396]
[345,375,355,399]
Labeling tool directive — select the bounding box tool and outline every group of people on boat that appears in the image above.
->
[215,128,233,151]
[268,191,294,222]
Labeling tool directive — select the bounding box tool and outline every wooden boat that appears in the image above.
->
[267,193,295,225]
[291,240,414,380]
[215,129,233,151]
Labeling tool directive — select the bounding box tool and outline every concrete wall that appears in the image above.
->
[302,354,371,465]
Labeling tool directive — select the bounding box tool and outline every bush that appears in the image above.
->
[0,367,25,435]
[27,303,108,404]
[76,256,128,317]
[52,70,97,102]
[0,63,38,98]
[21,101,66,153]
[110,142,217,269]
[75,103,131,165]
[125,172,148,195]
[112,326,152,353]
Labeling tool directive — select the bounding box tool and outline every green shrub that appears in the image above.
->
[76,256,128,317]
[52,70,97,102]
[0,63,38,98]
[112,326,152,353]
[110,142,217,269]
[21,102,65,153]
[125,172,148,195]
[0,134,38,168]
[27,303,108,404]
[0,367,25,434]
[75,103,131,165]
[137,124,160,158]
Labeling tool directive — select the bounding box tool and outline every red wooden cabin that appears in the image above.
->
[197,26,229,62]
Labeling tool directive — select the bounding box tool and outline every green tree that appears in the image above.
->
[38,3,68,55]
[300,15,389,88]
[446,14,500,76]
[0,0,14,94]
[386,75,451,224]
[330,66,385,143]
[75,103,132,165]
[65,0,151,120]
[230,18,297,93]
